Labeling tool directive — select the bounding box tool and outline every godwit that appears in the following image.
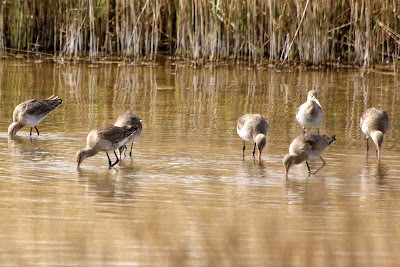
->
[237,114,268,161]
[360,108,389,162]
[8,95,63,137]
[283,133,336,179]
[296,90,323,134]
[114,112,142,158]
[76,125,137,168]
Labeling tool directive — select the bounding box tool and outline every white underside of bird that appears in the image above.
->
[361,123,371,138]
[18,114,46,127]
[237,126,252,141]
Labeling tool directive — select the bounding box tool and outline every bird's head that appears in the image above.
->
[8,122,22,137]
[76,149,89,169]
[255,134,266,161]
[283,154,295,179]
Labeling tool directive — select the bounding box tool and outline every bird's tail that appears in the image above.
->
[44,95,63,109]
[329,135,337,145]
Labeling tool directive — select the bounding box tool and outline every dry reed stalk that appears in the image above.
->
[0,1,4,52]
[0,0,399,68]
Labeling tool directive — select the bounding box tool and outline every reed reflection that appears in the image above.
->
[1,62,400,266]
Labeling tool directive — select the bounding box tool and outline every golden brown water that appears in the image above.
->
[0,61,400,266]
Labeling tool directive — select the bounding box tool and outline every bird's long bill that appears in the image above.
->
[377,148,381,163]
[258,150,262,161]
[313,98,322,109]
[284,167,289,179]
[77,162,81,169]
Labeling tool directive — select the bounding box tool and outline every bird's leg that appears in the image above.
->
[302,127,306,134]
[121,145,127,158]
[242,141,245,157]
[106,152,113,167]
[30,127,33,136]
[129,143,134,157]
[118,147,123,164]
[252,143,256,158]
[306,161,311,173]
[110,151,120,167]
[314,157,326,174]
[366,138,369,152]
[317,128,320,134]
[35,126,40,136]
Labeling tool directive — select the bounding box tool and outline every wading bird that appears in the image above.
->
[296,90,323,134]
[283,133,336,179]
[8,95,63,137]
[76,125,137,168]
[237,114,268,161]
[360,108,389,162]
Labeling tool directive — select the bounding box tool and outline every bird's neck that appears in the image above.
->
[83,147,99,158]
[293,153,307,164]
[371,130,383,148]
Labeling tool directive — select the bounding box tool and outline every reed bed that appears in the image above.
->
[0,0,399,68]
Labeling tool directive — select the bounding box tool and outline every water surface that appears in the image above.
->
[0,61,399,266]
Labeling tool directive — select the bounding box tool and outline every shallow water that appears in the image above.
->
[0,61,400,266]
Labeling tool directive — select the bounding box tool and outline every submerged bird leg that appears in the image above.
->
[118,145,125,162]
[110,151,119,167]
[118,149,123,163]
[129,143,134,157]
[252,143,256,158]
[306,161,311,173]
[121,145,127,157]
[35,126,40,136]
[107,151,119,168]
[314,157,327,174]
[242,141,245,157]
[106,152,112,167]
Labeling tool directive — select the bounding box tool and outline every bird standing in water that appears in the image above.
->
[237,114,268,161]
[8,95,63,138]
[360,108,389,162]
[283,133,336,179]
[76,125,137,168]
[296,90,323,134]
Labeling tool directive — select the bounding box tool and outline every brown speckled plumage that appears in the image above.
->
[96,126,138,144]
